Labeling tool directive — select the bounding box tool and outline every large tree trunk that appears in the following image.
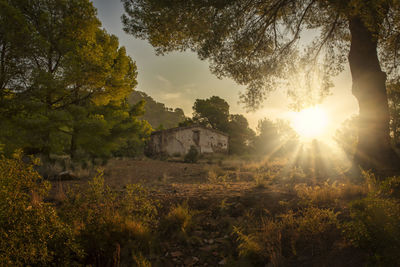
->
[348,17,399,173]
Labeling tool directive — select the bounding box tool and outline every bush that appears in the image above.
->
[343,175,400,266]
[160,202,194,239]
[59,172,159,266]
[0,154,81,266]
[184,145,199,163]
[234,207,340,265]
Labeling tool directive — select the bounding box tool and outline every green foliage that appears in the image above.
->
[0,0,148,160]
[0,155,81,266]
[193,96,230,131]
[122,0,400,109]
[227,114,256,154]
[184,145,199,163]
[191,96,255,154]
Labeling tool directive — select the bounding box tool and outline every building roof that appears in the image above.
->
[151,124,229,137]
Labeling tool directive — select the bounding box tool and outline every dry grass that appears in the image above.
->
[295,181,368,206]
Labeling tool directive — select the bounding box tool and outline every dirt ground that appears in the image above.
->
[50,158,364,266]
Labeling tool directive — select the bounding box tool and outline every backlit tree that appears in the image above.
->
[122,0,400,171]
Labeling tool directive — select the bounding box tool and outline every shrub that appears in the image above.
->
[160,202,194,238]
[234,207,340,265]
[295,181,367,207]
[184,145,199,163]
[0,155,81,266]
[343,175,400,266]
[378,176,400,198]
[60,172,158,266]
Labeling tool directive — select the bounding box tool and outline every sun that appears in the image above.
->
[291,106,328,140]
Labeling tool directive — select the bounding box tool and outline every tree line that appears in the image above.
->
[180,95,298,157]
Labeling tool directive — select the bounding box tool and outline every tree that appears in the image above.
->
[227,114,255,154]
[192,96,254,154]
[128,90,186,129]
[334,116,359,159]
[193,96,230,132]
[254,118,298,157]
[255,118,280,155]
[0,0,148,160]
[122,0,400,171]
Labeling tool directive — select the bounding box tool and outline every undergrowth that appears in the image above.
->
[1,156,400,266]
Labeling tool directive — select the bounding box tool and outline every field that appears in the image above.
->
[46,157,377,266]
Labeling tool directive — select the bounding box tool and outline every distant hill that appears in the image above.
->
[128,91,186,129]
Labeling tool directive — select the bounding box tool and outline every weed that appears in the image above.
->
[234,207,340,265]
[160,202,194,237]
[207,168,228,184]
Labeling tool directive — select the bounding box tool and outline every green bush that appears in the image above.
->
[0,155,81,266]
[184,145,199,163]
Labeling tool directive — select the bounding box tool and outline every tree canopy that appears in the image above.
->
[122,0,400,171]
[0,0,150,160]
[191,96,254,154]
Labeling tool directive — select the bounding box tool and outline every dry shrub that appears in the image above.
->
[207,166,228,184]
[234,207,340,266]
[295,181,367,206]
[59,172,158,266]
[160,202,194,240]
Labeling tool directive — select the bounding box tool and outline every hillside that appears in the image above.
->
[129,91,186,129]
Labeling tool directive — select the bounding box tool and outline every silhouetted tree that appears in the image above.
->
[227,114,255,154]
[335,116,359,159]
[192,96,230,132]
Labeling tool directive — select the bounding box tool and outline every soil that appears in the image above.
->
[49,158,365,266]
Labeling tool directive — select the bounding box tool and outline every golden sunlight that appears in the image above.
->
[291,106,328,140]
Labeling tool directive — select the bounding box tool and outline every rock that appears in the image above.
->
[218,259,226,265]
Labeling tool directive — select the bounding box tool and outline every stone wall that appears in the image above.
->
[147,126,228,156]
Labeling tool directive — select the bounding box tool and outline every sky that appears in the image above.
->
[91,0,359,140]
